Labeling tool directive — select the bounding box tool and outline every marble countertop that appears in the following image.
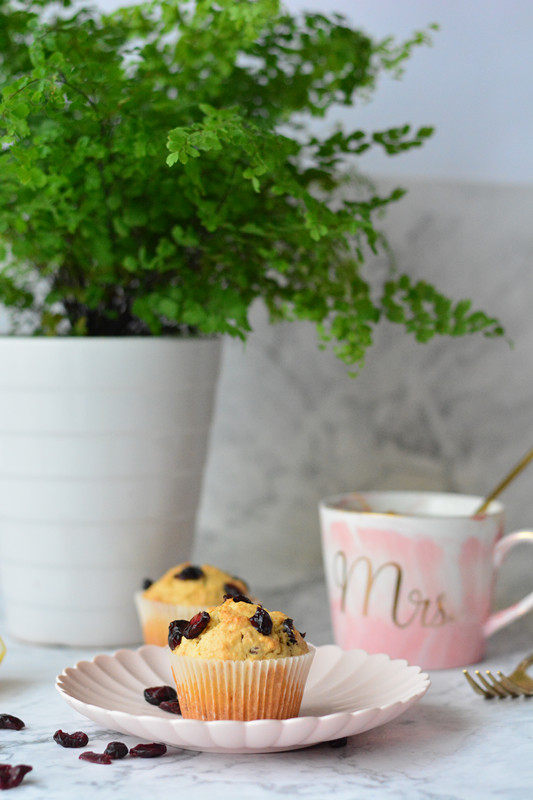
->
[1,580,532,800]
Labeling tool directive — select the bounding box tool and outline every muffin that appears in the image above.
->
[135,563,249,646]
[168,596,314,720]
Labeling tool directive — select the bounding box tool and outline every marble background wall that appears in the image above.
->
[196,178,533,605]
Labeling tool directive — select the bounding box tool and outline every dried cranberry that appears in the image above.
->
[129,743,166,758]
[143,686,177,706]
[329,737,348,748]
[249,607,273,636]
[168,619,189,650]
[142,578,153,590]
[53,730,89,748]
[223,582,245,598]
[159,700,181,715]
[0,715,24,731]
[232,575,248,590]
[0,764,32,790]
[104,742,128,760]
[282,618,297,644]
[168,611,210,646]
[183,611,210,639]
[174,565,204,580]
[223,593,252,604]
[79,752,112,764]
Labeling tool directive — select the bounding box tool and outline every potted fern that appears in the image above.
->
[0,0,502,645]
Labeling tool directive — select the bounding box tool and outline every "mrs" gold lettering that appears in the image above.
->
[333,551,453,628]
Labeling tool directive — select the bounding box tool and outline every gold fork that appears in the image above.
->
[463,653,533,698]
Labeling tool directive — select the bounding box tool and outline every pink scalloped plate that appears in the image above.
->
[55,644,430,753]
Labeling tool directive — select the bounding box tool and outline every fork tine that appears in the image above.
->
[499,671,533,697]
[463,669,493,698]
[495,671,522,697]
[475,670,505,698]
[485,670,514,698]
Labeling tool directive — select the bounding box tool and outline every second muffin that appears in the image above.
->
[135,563,249,646]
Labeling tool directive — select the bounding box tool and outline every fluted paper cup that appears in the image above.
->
[134,592,207,646]
[170,646,315,720]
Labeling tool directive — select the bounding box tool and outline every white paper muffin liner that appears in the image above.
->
[134,592,207,647]
[170,645,315,720]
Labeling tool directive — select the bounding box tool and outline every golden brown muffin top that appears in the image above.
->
[168,597,308,660]
[143,563,248,606]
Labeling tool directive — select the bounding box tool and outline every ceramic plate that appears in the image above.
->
[56,644,430,753]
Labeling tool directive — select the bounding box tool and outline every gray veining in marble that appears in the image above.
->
[2,581,532,800]
[197,178,533,601]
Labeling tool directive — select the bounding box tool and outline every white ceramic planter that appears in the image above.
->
[0,337,221,646]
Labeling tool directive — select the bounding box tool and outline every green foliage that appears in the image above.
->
[0,0,502,366]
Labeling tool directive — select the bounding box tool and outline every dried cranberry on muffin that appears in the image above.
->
[169,597,313,720]
[170,598,308,659]
[135,564,249,646]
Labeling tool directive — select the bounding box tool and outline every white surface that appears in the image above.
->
[56,644,427,753]
[0,338,220,645]
[1,581,531,799]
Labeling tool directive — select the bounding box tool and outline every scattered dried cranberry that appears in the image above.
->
[159,700,181,715]
[143,686,177,706]
[329,737,348,748]
[183,611,210,639]
[223,593,252,604]
[0,716,24,731]
[142,578,153,590]
[79,752,112,765]
[0,764,32,790]
[104,742,128,760]
[175,565,204,580]
[282,618,297,644]
[53,730,89,748]
[129,743,166,758]
[168,619,189,650]
[249,607,273,636]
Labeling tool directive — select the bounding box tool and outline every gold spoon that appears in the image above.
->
[474,446,533,516]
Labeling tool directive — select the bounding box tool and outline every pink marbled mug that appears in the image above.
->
[319,491,533,669]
